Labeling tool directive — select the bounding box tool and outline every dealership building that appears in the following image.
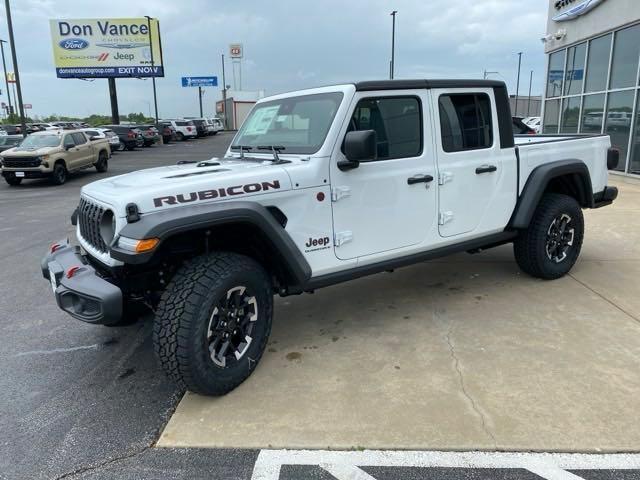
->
[542,0,640,176]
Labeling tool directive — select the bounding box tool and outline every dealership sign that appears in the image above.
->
[181,76,218,87]
[49,18,164,78]
[553,0,607,22]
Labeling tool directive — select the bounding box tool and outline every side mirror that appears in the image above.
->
[338,130,377,171]
[64,144,73,150]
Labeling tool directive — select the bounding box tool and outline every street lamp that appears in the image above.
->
[390,11,397,80]
[3,0,27,136]
[0,39,13,117]
[483,70,500,80]
[144,16,159,126]
[515,52,523,117]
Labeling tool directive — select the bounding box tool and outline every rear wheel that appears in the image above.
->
[95,151,108,172]
[4,174,22,186]
[514,193,584,280]
[126,143,136,151]
[176,132,185,141]
[153,252,273,395]
[51,163,67,185]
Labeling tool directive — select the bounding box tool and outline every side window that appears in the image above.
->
[349,96,422,160]
[85,130,97,137]
[63,135,75,148]
[438,94,493,152]
[71,132,87,145]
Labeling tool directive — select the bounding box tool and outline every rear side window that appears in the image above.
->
[438,94,493,152]
[349,96,422,160]
[71,132,87,144]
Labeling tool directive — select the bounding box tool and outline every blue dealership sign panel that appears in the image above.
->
[56,66,164,78]
[181,76,218,87]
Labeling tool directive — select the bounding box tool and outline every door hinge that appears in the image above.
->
[438,171,454,185]
[439,211,454,225]
[331,186,351,202]
[334,231,353,247]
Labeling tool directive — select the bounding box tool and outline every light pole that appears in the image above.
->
[514,52,523,117]
[221,53,228,129]
[390,11,397,80]
[483,70,499,80]
[527,70,533,117]
[0,40,12,117]
[3,0,26,135]
[145,16,159,126]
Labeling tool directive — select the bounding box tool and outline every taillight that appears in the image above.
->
[187,127,192,132]
[128,131,135,139]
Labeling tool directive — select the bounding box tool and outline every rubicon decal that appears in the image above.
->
[153,180,281,207]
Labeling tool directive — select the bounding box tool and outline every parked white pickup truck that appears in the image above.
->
[41,79,618,395]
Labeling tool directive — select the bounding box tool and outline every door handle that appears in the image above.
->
[475,165,497,174]
[407,174,434,185]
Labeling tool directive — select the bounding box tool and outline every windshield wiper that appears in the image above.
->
[257,145,286,163]
[230,145,253,159]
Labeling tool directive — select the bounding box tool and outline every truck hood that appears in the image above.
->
[1,146,57,156]
[82,157,292,215]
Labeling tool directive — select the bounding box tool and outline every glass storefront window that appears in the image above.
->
[585,34,612,93]
[609,24,640,90]
[560,97,581,133]
[604,90,635,172]
[629,90,640,175]
[580,93,606,134]
[543,99,560,133]
[564,43,586,95]
[547,50,565,98]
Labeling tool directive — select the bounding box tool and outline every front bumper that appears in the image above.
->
[41,239,123,325]
[593,186,619,208]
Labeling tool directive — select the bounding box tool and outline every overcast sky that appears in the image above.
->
[1,0,550,119]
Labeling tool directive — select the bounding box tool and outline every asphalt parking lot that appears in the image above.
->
[1,133,640,479]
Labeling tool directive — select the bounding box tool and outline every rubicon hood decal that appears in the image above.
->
[153,180,281,207]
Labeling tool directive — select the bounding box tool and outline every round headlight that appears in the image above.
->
[99,209,116,246]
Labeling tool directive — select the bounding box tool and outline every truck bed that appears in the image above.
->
[514,134,611,196]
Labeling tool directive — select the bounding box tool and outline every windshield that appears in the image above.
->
[18,135,61,149]
[232,92,343,154]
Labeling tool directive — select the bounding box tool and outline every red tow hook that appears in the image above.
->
[66,266,82,279]
[50,243,63,253]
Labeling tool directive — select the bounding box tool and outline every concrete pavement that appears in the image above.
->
[159,177,640,453]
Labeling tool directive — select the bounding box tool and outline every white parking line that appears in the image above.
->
[251,450,640,480]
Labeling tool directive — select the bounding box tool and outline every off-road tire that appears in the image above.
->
[153,252,273,395]
[514,193,584,280]
[51,163,67,185]
[4,174,22,186]
[95,151,108,172]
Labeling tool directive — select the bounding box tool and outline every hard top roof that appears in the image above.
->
[354,79,506,91]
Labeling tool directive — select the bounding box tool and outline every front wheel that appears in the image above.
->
[514,193,584,280]
[51,163,67,185]
[153,252,273,395]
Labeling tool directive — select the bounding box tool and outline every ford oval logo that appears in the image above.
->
[59,38,89,50]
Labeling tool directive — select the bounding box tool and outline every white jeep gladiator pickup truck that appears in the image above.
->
[41,79,619,395]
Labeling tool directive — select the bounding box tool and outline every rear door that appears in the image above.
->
[330,91,438,260]
[432,88,516,238]
[71,132,93,166]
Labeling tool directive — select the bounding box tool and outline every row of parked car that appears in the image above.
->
[0,116,225,186]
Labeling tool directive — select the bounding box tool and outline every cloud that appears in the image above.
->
[0,0,549,119]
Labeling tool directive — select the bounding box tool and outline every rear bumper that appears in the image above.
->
[41,239,123,325]
[593,186,618,208]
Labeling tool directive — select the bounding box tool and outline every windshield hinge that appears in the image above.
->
[331,186,351,202]
[439,211,454,225]
[334,231,353,247]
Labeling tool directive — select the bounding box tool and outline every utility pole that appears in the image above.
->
[514,52,523,117]
[0,40,12,117]
[198,86,203,117]
[145,16,159,126]
[221,53,228,130]
[4,0,26,135]
[108,78,119,124]
[390,11,397,79]
[527,70,533,117]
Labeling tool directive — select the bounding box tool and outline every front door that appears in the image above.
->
[62,134,81,167]
[330,91,437,260]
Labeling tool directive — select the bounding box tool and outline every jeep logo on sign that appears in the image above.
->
[59,38,89,50]
[153,180,281,207]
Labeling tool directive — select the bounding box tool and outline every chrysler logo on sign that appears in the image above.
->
[553,0,607,22]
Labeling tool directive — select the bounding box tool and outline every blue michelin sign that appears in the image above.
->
[181,76,218,87]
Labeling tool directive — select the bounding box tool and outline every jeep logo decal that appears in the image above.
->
[304,236,331,253]
[153,180,281,207]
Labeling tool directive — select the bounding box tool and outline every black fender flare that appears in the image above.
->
[111,201,312,286]
[510,159,593,229]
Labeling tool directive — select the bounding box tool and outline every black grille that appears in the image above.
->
[78,198,108,253]
[2,156,41,168]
